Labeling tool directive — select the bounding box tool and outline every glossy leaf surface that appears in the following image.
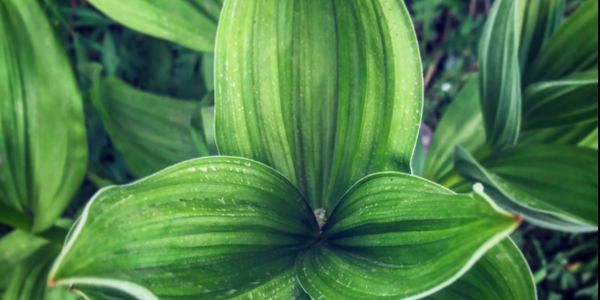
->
[49,157,318,299]
[456,146,598,232]
[90,77,210,178]
[0,0,87,232]
[215,0,423,211]
[297,173,519,299]
[430,239,536,300]
[478,0,522,148]
[87,0,221,53]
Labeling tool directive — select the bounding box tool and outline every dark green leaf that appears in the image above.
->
[479,0,522,149]
[215,0,423,211]
[0,0,88,232]
[297,172,520,299]
[455,145,598,232]
[519,0,564,73]
[90,77,210,178]
[430,239,536,300]
[48,157,318,299]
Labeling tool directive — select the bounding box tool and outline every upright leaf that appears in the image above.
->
[479,0,522,148]
[49,157,318,299]
[215,0,423,211]
[297,173,519,299]
[525,0,598,84]
[87,0,220,53]
[424,77,486,185]
[430,239,536,300]
[0,0,87,232]
[455,146,598,232]
[90,77,211,178]
[519,0,564,73]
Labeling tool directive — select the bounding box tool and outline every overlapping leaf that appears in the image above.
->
[90,77,211,178]
[424,77,486,186]
[455,146,598,232]
[430,239,536,300]
[0,0,87,232]
[48,157,318,299]
[478,0,522,148]
[215,0,423,211]
[297,173,519,299]
[87,0,221,53]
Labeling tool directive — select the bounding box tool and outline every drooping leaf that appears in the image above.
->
[297,172,520,299]
[430,239,536,300]
[215,0,423,211]
[48,157,318,299]
[478,0,522,149]
[0,0,88,232]
[87,0,220,53]
[90,77,211,178]
[522,70,598,130]
[424,77,486,185]
[524,0,598,84]
[455,145,598,232]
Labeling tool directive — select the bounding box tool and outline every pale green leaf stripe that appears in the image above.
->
[429,239,536,300]
[90,77,211,178]
[518,0,563,73]
[0,0,87,232]
[455,146,598,232]
[88,0,220,53]
[297,173,519,300]
[215,0,423,211]
[523,70,598,130]
[479,0,522,148]
[424,76,486,184]
[525,0,598,84]
[49,157,318,299]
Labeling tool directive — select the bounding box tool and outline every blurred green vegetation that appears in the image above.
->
[0,0,596,299]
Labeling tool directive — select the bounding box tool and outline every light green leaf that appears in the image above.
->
[297,172,519,299]
[87,0,220,53]
[523,70,598,130]
[215,0,423,211]
[455,145,598,232]
[424,77,486,185]
[0,230,47,290]
[430,239,536,300]
[48,157,318,299]
[579,127,598,149]
[5,244,77,300]
[90,77,211,178]
[0,0,87,232]
[525,0,598,84]
[479,0,522,148]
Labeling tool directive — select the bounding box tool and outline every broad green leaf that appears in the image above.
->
[525,0,598,84]
[90,77,211,178]
[0,230,47,290]
[49,157,318,299]
[455,146,598,232]
[520,120,598,147]
[297,172,520,299]
[523,70,598,130]
[0,0,87,232]
[518,0,564,73]
[479,0,522,148]
[430,239,536,300]
[424,77,486,185]
[215,0,423,211]
[4,244,77,300]
[87,0,220,53]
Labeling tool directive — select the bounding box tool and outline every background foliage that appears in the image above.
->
[0,0,596,299]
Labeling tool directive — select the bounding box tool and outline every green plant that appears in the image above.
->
[0,0,597,299]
